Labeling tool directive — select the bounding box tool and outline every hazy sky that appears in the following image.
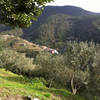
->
[47,0,100,13]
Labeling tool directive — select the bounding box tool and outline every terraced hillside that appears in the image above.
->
[0,35,43,53]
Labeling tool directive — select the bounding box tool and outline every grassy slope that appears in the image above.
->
[0,68,86,100]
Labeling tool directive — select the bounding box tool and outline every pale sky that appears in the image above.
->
[47,0,100,13]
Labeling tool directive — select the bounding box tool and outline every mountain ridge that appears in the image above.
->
[22,6,100,48]
[42,6,99,16]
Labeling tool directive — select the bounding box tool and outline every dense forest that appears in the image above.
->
[22,6,100,48]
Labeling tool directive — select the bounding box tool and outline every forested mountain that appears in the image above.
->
[0,6,100,48]
[22,6,100,48]
[41,6,97,16]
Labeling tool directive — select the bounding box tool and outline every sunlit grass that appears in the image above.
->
[0,68,86,100]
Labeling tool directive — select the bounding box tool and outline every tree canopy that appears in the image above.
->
[0,0,53,27]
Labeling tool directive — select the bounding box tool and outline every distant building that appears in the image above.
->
[42,46,59,54]
[15,43,26,46]
[50,49,59,54]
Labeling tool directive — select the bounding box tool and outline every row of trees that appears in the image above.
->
[34,42,100,99]
[35,42,95,94]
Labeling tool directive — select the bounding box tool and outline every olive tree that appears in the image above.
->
[89,48,100,98]
[64,41,96,95]
[35,52,67,88]
[0,49,37,76]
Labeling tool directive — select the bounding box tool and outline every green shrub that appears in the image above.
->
[0,38,7,51]
[43,93,51,98]
[34,53,65,88]
[25,50,39,58]
[0,49,37,76]
[88,48,100,98]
